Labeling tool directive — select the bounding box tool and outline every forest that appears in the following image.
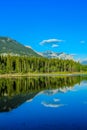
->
[0,55,87,74]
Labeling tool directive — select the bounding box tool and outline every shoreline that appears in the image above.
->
[0,72,87,78]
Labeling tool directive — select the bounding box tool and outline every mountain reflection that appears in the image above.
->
[0,76,87,112]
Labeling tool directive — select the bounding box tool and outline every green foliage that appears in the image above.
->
[0,55,86,74]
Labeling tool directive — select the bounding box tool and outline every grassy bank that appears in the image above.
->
[0,72,87,78]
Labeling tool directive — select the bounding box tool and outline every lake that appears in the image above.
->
[0,75,87,130]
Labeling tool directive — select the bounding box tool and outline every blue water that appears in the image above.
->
[0,79,87,130]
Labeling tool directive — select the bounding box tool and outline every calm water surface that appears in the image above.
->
[0,76,87,130]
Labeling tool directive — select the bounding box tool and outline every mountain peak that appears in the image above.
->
[41,51,73,60]
[81,59,87,65]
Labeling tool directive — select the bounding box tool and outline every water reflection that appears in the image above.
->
[0,76,87,112]
[41,101,66,108]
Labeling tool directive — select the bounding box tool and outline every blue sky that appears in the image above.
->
[0,0,87,60]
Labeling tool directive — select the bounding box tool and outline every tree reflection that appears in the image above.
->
[0,76,87,112]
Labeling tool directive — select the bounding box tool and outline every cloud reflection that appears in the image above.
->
[53,98,60,102]
[41,101,66,108]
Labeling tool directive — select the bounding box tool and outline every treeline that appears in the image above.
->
[0,55,87,74]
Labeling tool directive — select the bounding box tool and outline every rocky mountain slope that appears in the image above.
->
[0,37,40,57]
[41,51,73,60]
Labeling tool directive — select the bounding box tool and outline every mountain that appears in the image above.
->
[0,37,41,57]
[41,50,73,60]
[81,60,87,65]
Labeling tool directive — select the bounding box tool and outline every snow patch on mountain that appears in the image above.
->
[41,51,73,60]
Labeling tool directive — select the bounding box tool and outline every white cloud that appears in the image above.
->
[40,38,63,45]
[80,40,85,44]
[51,44,59,48]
